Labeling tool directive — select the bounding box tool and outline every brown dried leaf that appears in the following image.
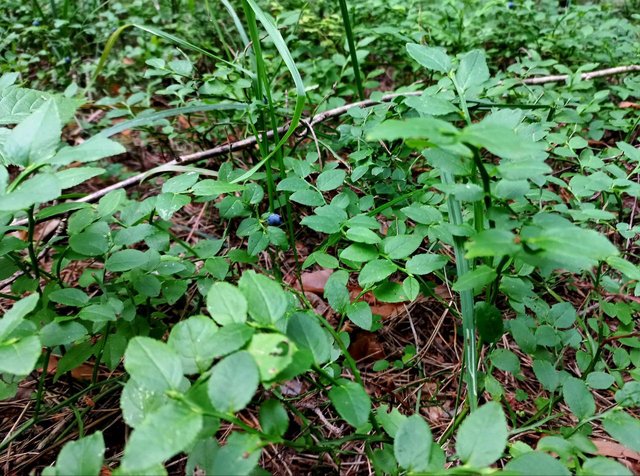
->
[592,438,640,461]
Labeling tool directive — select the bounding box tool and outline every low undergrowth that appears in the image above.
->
[0,0,639,474]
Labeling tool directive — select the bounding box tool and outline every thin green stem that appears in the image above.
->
[26,206,42,295]
[442,171,478,411]
[33,348,52,419]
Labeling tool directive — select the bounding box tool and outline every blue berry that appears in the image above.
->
[64,56,71,64]
[32,20,41,26]
[266,213,282,226]
[507,1,515,8]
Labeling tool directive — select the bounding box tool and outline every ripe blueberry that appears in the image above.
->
[32,20,41,26]
[266,213,282,226]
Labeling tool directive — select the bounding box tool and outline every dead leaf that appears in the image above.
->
[619,101,640,109]
[300,269,333,293]
[349,332,385,362]
[592,438,640,461]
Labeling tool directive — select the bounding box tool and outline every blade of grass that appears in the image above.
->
[240,0,301,278]
[96,102,247,138]
[89,23,254,91]
[230,0,306,184]
[221,0,250,47]
[442,170,478,411]
[338,0,364,100]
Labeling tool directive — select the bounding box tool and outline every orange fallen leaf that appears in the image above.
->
[619,101,640,109]
[299,269,333,294]
[592,438,640,461]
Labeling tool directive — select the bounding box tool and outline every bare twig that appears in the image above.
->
[521,65,640,85]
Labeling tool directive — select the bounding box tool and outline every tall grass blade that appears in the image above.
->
[338,0,365,100]
[442,171,478,411]
[90,23,254,90]
[230,0,306,184]
[97,102,247,138]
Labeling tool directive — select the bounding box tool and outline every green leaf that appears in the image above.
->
[48,288,90,307]
[208,351,259,413]
[532,360,560,392]
[0,85,80,126]
[520,214,618,273]
[394,414,433,471]
[259,399,289,437]
[461,122,546,161]
[346,227,381,244]
[505,451,570,475]
[403,276,420,301]
[317,169,346,191]
[238,271,289,325]
[209,432,261,476]
[247,333,294,381]
[0,294,39,340]
[53,432,105,476]
[51,136,125,166]
[581,457,633,476]
[453,265,497,292]
[586,372,615,390]
[78,304,116,323]
[475,302,503,343]
[301,207,345,234]
[105,249,148,272]
[124,337,183,392]
[615,381,640,408]
[406,253,448,275]
[2,99,61,166]
[465,229,519,258]
[0,335,41,375]
[325,269,350,313]
[607,256,640,281]
[346,301,373,330]
[382,234,422,259]
[155,193,190,220]
[406,43,452,73]
[375,404,407,438]
[206,282,247,326]
[491,349,521,374]
[456,401,507,467]
[120,379,168,429]
[69,232,109,256]
[286,312,332,365]
[455,50,490,93]
[54,341,94,380]
[340,243,379,262]
[367,117,459,143]
[168,315,218,374]
[55,167,105,190]
[0,173,61,212]
[162,172,199,193]
[40,321,87,347]
[563,377,595,420]
[602,410,640,452]
[209,323,254,358]
[290,189,324,206]
[121,400,202,472]
[358,259,397,287]
[328,379,371,429]
[191,179,245,196]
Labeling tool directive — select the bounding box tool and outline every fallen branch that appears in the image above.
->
[521,64,640,85]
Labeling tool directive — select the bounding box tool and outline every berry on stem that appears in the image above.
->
[266,213,282,226]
